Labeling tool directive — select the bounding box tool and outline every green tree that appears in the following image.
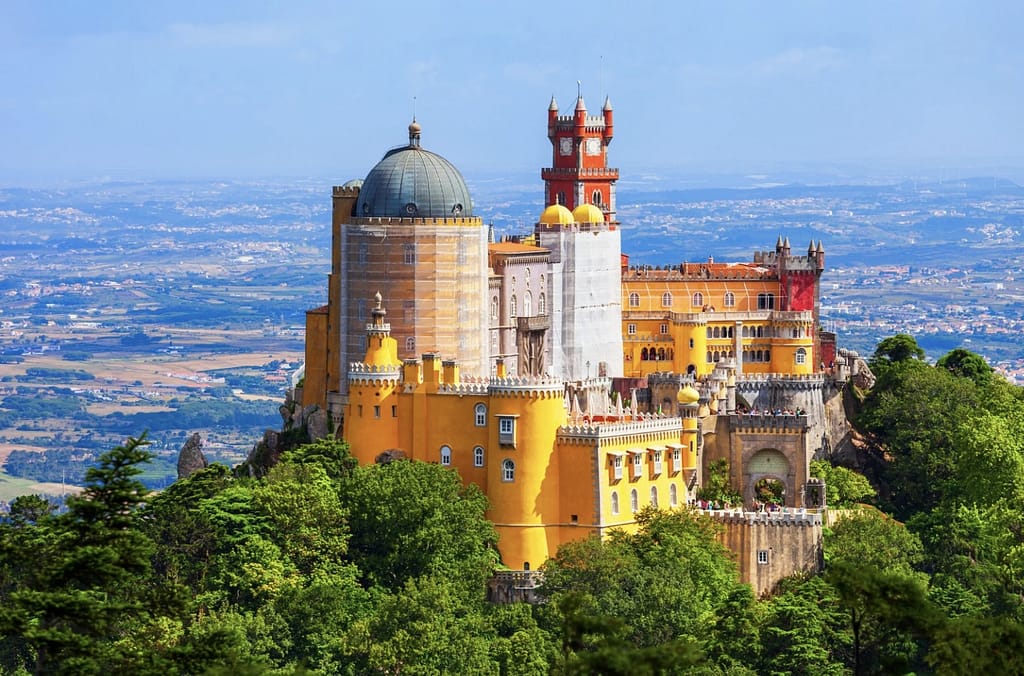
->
[810,460,876,508]
[869,333,925,372]
[338,459,498,594]
[936,347,993,386]
[696,459,742,507]
[825,509,925,576]
[540,509,742,649]
[0,434,186,674]
[825,560,935,675]
[759,575,847,676]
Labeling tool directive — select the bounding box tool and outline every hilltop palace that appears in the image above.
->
[295,92,868,597]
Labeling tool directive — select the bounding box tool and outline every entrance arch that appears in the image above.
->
[745,448,791,509]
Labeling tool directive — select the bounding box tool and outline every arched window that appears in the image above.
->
[473,446,485,467]
[713,327,720,338]
[795,347,807,365]
[502,459,515,482]
[793,327,801,338]
[669,483,678,507]
[592,190,602,205]
[474,403,487,427]
[440,445,452,466]
[757,293,775,310]
[658,348,666,360]
[765,349,771,362]
[742,326,749,337]
[509,295,517,319]
[641,347,649,360]
[538,293,546,315]
[706,351,713,363]
[405,336,416,353]
[524,292,532,317]
[490,296,498,320]
[662,292,673,307]
[629,292,640,307]
[724,291,736,307]
[706,327,713,339]
[630,489,639,513]
[611,491,619,515]
[727,327,734,338]
[403,244,416,265]
[692,292,703,307]
[556,191,566,205]
[650,486,659,509]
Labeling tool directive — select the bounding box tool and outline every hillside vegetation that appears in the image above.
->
[2,338,1024,674]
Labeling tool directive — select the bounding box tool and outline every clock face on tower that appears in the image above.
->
[559,137,573,156]
[585,137,601,155]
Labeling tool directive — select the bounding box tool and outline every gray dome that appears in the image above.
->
[356,126,473,219]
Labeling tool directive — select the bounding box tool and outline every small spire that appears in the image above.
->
[575,81,586,111]
[776,234,784,249]
[816,240,824,254]
[603,95,613,111]
[549,95,558,111]
[808,240,816,255]
[408,118,422,147]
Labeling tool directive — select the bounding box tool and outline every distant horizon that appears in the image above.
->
[3,2,1023,183]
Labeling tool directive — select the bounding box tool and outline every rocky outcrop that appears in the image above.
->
[176,432,208,479]
[239,387,333,477]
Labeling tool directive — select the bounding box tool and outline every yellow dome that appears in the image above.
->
[572,203,605,223]
[538,204,575,225]
[677,385,700,405]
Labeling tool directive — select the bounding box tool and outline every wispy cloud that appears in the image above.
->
[166,22,294,49]
[751,46,845,77]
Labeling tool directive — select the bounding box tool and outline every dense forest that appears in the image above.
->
[1,336,1024,674]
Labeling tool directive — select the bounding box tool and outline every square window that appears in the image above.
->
[757,550,769,565]
[627,323,637,335]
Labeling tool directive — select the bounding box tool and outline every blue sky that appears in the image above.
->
[2,1,1022,183]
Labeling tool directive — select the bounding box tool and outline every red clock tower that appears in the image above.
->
[541,88,619,222]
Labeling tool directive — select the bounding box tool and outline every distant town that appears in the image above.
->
[0,173,1022,496]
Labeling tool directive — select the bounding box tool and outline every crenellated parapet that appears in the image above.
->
[348,363,402,383]
[557,415,681,444]
[737,373,825,391]
[436,381,490,395]
[702,507,823,526]
[488,375,566,398]
[728,413,810,432]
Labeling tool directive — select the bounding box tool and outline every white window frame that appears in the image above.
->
[627,323,636,335]
[661,292,673,308]
[440,445,452,466]
[630,451,643,479]
[757,550,770,565]
[630,488,639,513]
[670,483,678,507]
[692,292,703,307]
[613,455,623,480]
[671,447,682,473]
[473,446,484,467]
[629,292,640,307]
[796,347,807,365]
[650,486,659,509]
[611,491,619,515]
[652,449,663,475]
[502,459,515,482]
[474,403,487,426]
[724,291,736,307]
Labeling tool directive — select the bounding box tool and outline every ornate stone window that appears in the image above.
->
[473,446,484,467]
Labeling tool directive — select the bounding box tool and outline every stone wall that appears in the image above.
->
[708,509,823,597]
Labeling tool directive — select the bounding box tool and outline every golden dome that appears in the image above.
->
[677,385,700,405]
[572,203,605,224]
[539,203,575,225]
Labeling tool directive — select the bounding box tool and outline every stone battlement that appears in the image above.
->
[727,413,810,432]
[557,415,681,442]
[702,508,822,526]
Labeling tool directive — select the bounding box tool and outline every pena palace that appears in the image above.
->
[296,89,857,597]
